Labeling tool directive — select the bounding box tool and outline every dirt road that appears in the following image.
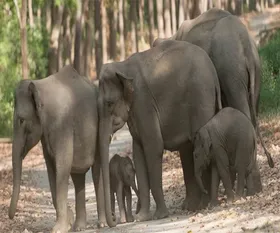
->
[2,119,280,233]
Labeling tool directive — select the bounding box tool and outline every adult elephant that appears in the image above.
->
[153,8,274,173]
[8,66,106,233]
[98,40,222,227]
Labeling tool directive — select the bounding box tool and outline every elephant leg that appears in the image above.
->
[92,157,106,228]
[71,173,86,231]
[124,186,134,222]
[133,140,151,221]
[116,181,126,223]
[210,162,220,206]
[179,142,204,211]
[44,153,57,209]
[236,170,246,198]
[215,147,234,203]
[51,144,74,233]
[141,137,168,220]
[43,148,73,232]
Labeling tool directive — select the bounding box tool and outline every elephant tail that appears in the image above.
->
[248,59,274,168]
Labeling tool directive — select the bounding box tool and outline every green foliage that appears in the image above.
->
[0,2,48,137]
[259,31,280,76]
[259,31,280,116]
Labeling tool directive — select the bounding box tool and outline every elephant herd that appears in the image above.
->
[8,8,275,233]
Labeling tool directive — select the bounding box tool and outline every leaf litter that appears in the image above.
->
[1,116,280,232]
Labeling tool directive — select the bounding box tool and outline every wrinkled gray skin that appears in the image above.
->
[193,107,259,206]
[109,154,139,223]
[98,40,222,227]
[8,66,106,233]
[152,9,274,188]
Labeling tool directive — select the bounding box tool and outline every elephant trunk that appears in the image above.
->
[195,170,208,195]
[9,135,24,219]
[99,105,116,227]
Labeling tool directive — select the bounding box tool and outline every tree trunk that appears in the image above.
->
[147,0,155,46]
[28,0,34,27]
[108,3,117,60]
[171,0,177,34]
[63,9,72,66]
[48,4,65,75]
[164,0,172,37]
[190,0,201,19]
[235,0,243,15]
[45,0,51,33]
[118,0,125,60]
[131,0,139,53]
[84,0,94,77]
[102,0,108,63]
[73,0,83,73]
[178,0,185,27]
[249,0,257,11]
[20,0,29,79]
[95,0,103,76]
[138,0,145,42]
[157,0,164,38]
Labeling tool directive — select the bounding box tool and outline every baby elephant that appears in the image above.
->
[193,107,259,205]
[109,154,139,223]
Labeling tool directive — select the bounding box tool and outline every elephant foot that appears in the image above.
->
[153,207,169,220]
[51,222,70,233]
[210,199,221,207]
[182,196,203,211]
[135,210,152,222]
[119,214,127,224]
[126,214,134,223]
[97,220,107,228]
[97,213,107,228]
[73,219,86,232]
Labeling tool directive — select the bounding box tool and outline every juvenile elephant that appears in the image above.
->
[109,154,139,223]
[193,107,259,205]
[98,40,222,227]
[8,66,106,233]
[152,8,274,177]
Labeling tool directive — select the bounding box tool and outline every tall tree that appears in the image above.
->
[131,0,139,53]
[178,0,185,27]
[108,1,117,60]
[102,0,108,63]
[164,0,172,37]
[73,0,83,73]
[28,0,34,27]
[14,0,29,79]
[138,0,145,42]
[118,0,125,60]
[171,0,177,34]
[157,0,164,38]
[84,0,94,76]
[95,0,103,77]
[249,0,257,11]
[147,0,155,46]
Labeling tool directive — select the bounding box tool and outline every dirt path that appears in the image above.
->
[2,119,280,233]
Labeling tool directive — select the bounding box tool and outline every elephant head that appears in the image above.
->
[98,63,134,227]
[193,127,212,194]
[9,80,43,219]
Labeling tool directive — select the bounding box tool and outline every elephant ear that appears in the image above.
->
[28,82,43,120]
[116,71,134,105]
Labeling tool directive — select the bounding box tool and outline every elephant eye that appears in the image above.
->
[19,118,24,125]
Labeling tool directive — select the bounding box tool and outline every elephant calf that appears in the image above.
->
[193,107,260,205]
[109,154,139,223]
